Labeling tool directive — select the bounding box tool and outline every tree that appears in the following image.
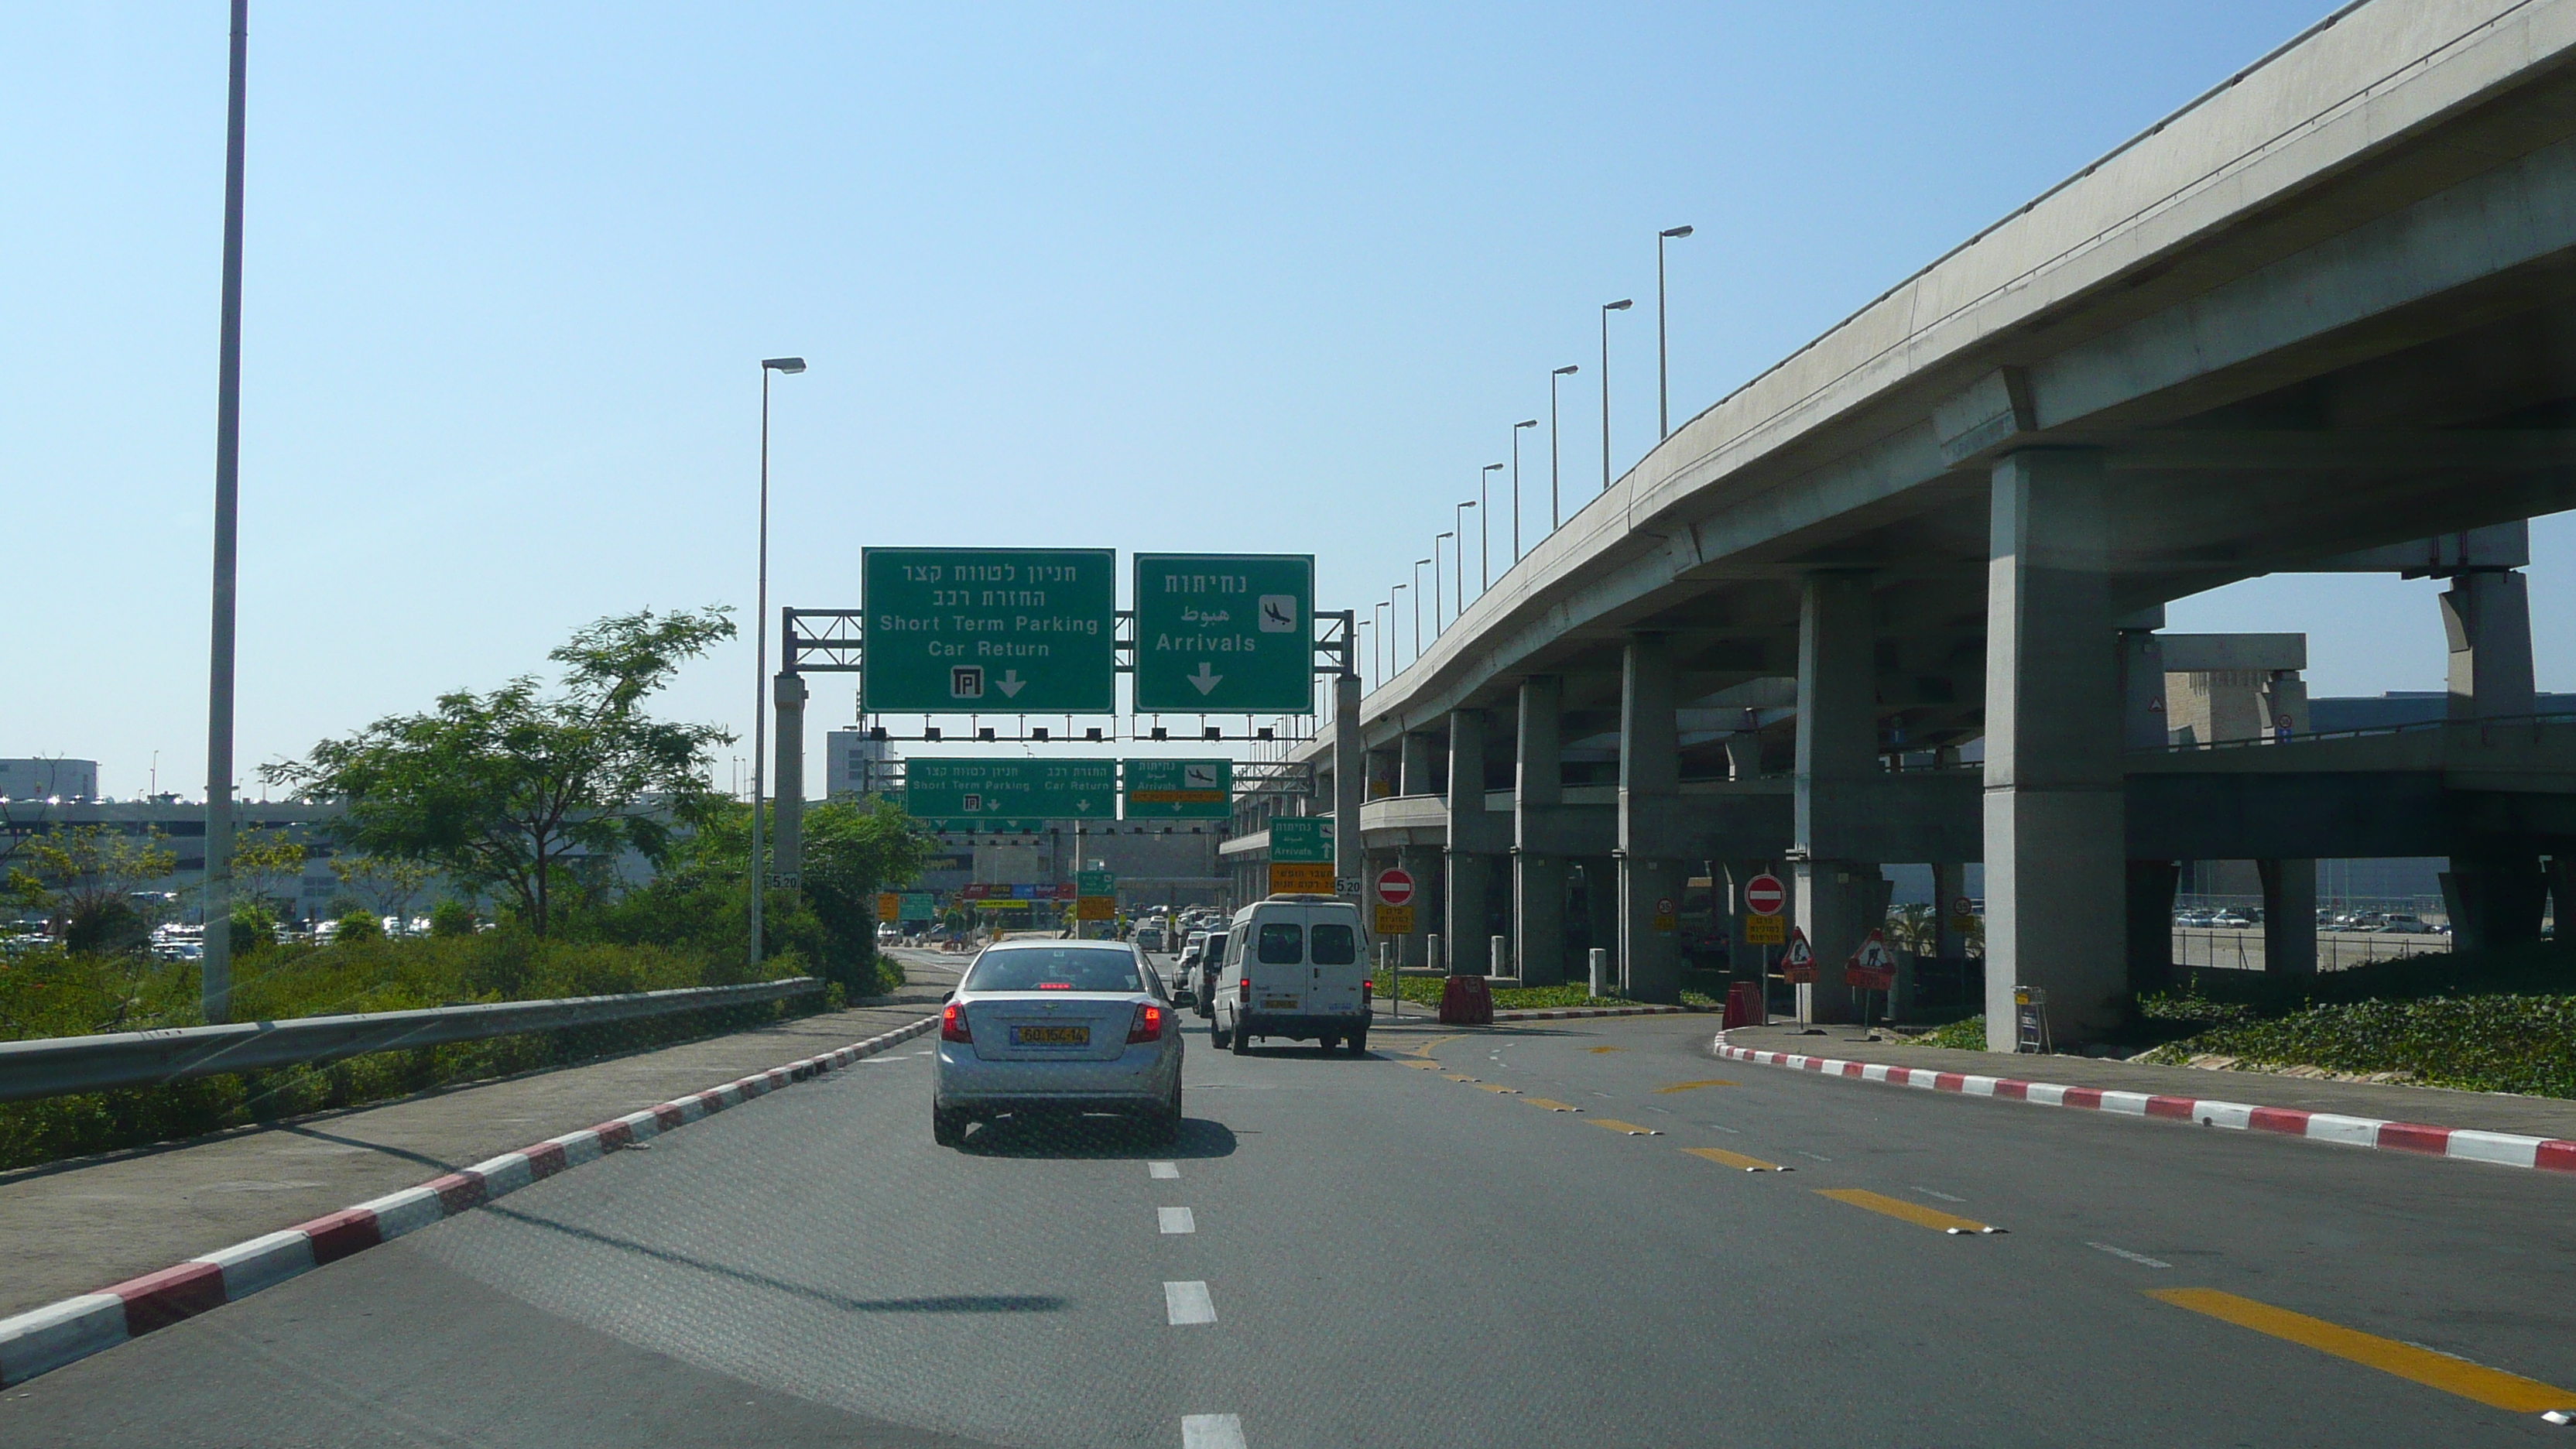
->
[230,828,309,915]
[18,824,176,954]
[263,608,737,936]
[331,855,437,934]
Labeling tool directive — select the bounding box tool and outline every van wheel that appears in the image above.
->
[1348,1029,1368,1056]
[1231,1025,1252,1056]
[1210,1023,1231,1050]
[1317,1034,1340,1054]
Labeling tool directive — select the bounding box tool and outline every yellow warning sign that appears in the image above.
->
[1269,862,1334,894]
[1374,903,1415,935]
[1075,896,1113,921]
[1742,912,1784,945]
[876,893,899,922]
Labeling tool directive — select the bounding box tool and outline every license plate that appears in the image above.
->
[1012,1025,1089,1046]
[1263,999,1300,1010]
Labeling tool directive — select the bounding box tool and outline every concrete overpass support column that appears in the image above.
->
[1400,731,1437,795]
[2442,857,2549,951]
[1792,572,1880,1025]
[1333,674,1363,895]
[1446,709,1492,976]
[1982,449,2126,1050]
[2257,859,2316,978]
[1930,862,1967,961]
[1618,634,1685,1003]
[2442,571,2537,721]
[1515,676,1568,985]
[2126,860,2180,995]
[772,671,808,885]
[1394,729,1438,968]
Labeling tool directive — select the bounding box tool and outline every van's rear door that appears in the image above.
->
[1248,914,1310,1015]
[1304,908,1365,1018]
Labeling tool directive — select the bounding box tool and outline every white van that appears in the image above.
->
[1210,894,1372,1056]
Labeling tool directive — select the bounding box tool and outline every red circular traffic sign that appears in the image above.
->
[1951,896,1975,918]
[1743,873,1788,915]
[1375,867,1415,906]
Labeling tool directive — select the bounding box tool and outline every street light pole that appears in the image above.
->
[1657,225,1693,439]
[1375,601,1392,687]
[1601,299,1632,495]
[202,0,251,1025]
[1433,532,1453,633]
[1477,465,1501,593]
[749,356,806,971]
[1549,365,1577,531]
[1509,420,1536,560]
[1451,504,1475,617]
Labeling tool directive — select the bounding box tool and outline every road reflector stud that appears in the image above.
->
[1684,1147,1789,1173]
[2542,1409,2572,1425]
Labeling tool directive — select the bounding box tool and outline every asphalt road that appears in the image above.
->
[8,1004,2574,1447]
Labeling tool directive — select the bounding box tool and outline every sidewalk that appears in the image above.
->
[1720,1022,2576,1143]
[0,986,945,1321]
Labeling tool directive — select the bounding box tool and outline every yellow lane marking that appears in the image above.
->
[1523,1098,1583,1112]
[1399,1060,1441,1070]
[1443,1074,1480,1082]
[1684,1146,1790,1173]
[1587,1046,1627,1054]
[2148,1289,2576,1413]
[1474,1084,1522,1094]
[1406,1035,1462,1059]
[1588,1118,1665,1136]
[1816,1188,1999,1235]
[1654,1080,1736,1094]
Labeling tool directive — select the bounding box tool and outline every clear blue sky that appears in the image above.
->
[9,2,2563,798]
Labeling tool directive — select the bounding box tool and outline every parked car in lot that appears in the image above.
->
[1210,894,1371,1057]
[931,938,1182,1146]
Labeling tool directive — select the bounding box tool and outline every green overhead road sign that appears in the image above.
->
[1269,817,1334,863]
[898,892,936,920]
[863,548,1116,712]
[903,759,1116,826]
[1122,759,1231,819]
[1132,553,1315,713]
[1076,869,1115,897]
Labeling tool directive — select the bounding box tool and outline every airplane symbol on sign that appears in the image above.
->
[1259,595,1297,632]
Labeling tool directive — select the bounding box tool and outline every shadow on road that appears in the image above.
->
[957,1115,1237,1161]
[485,1204,1067,1313]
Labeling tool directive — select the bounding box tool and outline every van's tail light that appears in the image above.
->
[1128,1003,1164,1043]
[1238,975,1252,1003]
[940,1001,971,1043]
[1362,978,1373,1004]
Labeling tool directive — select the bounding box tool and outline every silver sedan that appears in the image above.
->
[932,939,1184,1146]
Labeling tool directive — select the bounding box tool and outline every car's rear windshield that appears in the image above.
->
[963,947,1145,993]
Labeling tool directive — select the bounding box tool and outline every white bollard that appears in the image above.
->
[1588,947,1608,998]
[1490,934,1510,978]
[1427,933,1444,975]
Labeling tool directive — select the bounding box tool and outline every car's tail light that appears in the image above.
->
[1238,975,1252,1003]
[1128,1003,1163,1043]
[940,1001,971,1043]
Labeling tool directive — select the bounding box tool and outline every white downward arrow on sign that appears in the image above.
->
[1189,663,1222,695]
[994,670,1026,698]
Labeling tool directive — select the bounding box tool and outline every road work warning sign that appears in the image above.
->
[1845,930,1896,992]
[1780,927,1816,984]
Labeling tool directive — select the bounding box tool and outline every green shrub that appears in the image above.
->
[1912,1015,1988,1050]
[2143,993,2576,1098]
[228,901,279,955]
[429,900,477,937]
[333,910,382,944]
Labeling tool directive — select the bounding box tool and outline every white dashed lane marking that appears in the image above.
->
[1164,1280,1218,1325]
[1912,1187,1968,1203]
[1159,1207,1197,1235]
[1149,1161,1180,1179]
[1181,1413,1248,1448]
[2088,1241,2174,1269]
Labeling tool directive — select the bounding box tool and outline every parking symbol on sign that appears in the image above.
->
[951,665,984,700]
[962,793,983,813]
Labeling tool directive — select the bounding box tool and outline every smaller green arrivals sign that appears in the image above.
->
[1269,817,1334,863]
[1076,869,1116,897]
[1122,759,1231,819]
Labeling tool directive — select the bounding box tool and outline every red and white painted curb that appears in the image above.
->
[0,1016,937,1388]
[1495,1005,1701,1022]
[1714,1033,2576,1177]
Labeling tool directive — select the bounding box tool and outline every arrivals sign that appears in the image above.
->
[1131,553,1314,713]
[1269,817,1334,864]
[899,892,936,920]
[1076,869,1116,898]
[1123,759,1231,819]
[904,758,1115,825]
[862,548,1116,712]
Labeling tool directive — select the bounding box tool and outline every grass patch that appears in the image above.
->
[2139,994,2576,1098]
[1909,1016,1989,1050]
[0,933,890,1172]
[1368,972,1653,1012]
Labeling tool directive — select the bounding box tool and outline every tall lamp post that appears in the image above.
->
[1374,600,1392,687]
[1433,531,1454,634]
[1549,365,1577,531]
[202,0,252,1024]
[1356,617,1374,694]
[1601,299,1633,494]
[1477,465,1502,593]
[1509,420,1536,560]
[1452,502,1476,618]
[748,355,806,970]
[1657,225,1694,438]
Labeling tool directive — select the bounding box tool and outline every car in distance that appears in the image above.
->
[1210,894,1371,1056]
[932,938,1182,1146]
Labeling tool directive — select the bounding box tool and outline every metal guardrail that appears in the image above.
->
[0,977,820,1105]
[2144,709,2576,755]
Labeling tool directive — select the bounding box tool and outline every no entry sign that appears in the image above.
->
[1743,872,1788,916]
[1375,867,1415,906]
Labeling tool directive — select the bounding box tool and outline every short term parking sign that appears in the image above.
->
[863,548,1116,712]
